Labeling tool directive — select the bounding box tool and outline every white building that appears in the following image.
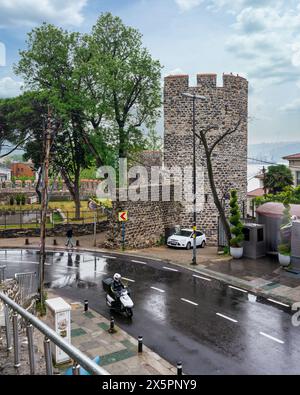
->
[283,153,300,187]
[0,167,11,182]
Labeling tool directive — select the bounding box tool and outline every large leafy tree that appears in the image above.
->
[88,13,162,160]
[264,164,294,194]
[14,24,97,218]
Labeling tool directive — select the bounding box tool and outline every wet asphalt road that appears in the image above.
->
[1,248,300,375]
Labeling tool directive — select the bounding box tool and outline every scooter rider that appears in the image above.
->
[110,273,125,301]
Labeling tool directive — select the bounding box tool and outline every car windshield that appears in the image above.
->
[175,230,192,237]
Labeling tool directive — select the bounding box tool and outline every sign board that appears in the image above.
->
[88,200,98,211]
[118,211,128,222]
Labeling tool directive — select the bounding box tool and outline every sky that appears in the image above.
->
[0,0,300,144]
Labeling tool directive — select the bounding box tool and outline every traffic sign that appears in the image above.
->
[88,200,98,211]
[118,211,128,222]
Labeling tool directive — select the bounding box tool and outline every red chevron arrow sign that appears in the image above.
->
[118,211,128,222]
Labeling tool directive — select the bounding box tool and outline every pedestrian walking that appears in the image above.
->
[65,227,74,248]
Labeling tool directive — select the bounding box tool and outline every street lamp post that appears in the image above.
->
[182,93,207,265]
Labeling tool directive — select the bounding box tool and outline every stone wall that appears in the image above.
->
[164,73,248,243]
[105,185,182,249]
[0,220,109,238]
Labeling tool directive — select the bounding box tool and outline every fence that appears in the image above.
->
[0,209,105,229]
[0,265,6,284]
[14,272,38,306]
[0,292,110,375]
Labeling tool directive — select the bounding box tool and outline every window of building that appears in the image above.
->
[257,228,264,242]
[243,227,250,242]
[297,171,300,186]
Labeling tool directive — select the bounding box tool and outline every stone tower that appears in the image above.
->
[164,73,248,243]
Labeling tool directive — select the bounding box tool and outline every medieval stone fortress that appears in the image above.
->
[164,72,248,243]
[107,72,248,248]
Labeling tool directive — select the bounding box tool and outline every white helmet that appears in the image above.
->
[113,273,121,282]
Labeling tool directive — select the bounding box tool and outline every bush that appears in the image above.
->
[9,196,14,206]
[278,243,291,256]
[229,190,244,248]
[15,194,21,205]
[21,194,26,205]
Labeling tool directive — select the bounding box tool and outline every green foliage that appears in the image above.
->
[223,246,230,256]
[278,243,291,256]
[264,164,294,194]
[9,196,14,206]
[156,234,165,246]
[229,190,244,248]
[254,185,300,207]
[145,127,163,151]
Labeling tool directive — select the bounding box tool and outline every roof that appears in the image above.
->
[247,188,265,197]
[256,202,300,218]
[282,153,300,160]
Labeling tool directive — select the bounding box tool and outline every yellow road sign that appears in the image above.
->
[118,211,128,222]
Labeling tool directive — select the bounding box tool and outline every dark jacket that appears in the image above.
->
[111,280,125,296]
[66,229,73,238]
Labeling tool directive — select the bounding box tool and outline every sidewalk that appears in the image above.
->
[1,235,300,306]
[46,291,176,375]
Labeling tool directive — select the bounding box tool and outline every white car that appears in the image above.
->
[167,229,206,250]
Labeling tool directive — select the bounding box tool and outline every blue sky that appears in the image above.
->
[0,0,300,144]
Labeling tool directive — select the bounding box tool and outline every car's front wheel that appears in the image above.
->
[201,241,206,248]
[186,242,191,250]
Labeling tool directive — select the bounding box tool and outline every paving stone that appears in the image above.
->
[71,328,87,337]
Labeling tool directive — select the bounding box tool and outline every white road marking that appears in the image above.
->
[216,313,238,323]
[131,260,147,265]
[259,332,284,344]
[180,298,198,306]
[95,271,108,275]
[122,277,135,283]
[151,287,165,293]
[229,285,248,293]
[163,266,179,272]
[267,299,290,308]
[193,274,211,282]
[102,256,117,260]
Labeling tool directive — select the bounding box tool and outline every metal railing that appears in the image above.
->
[0,265,6,284]
[0,292,110,375]
[14,272,38,306]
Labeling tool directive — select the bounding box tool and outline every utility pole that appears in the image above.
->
[262,166,267,197]
[182,92,207,266]
[39,107,52,308]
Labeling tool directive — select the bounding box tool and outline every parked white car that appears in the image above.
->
[167,229,206,250]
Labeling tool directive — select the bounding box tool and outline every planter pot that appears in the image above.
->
[278,253,291,267]
[230,247,243,259]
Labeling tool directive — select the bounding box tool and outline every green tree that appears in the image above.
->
[264,164,294,194]
[145,127,163,151]
[88,13,162,160]
[229,190,244,248]
[14,24,94,218]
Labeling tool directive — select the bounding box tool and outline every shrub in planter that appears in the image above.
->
[15,194,21,205]
[229,190,244,259]
[9,196,14,206]
[21,194,26,205]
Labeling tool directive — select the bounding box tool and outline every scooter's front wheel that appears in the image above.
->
[125,308,133,318]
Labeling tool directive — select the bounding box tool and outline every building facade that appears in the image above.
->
[283,153,300,187]
[10,162,35,178]
[164,73,248,243]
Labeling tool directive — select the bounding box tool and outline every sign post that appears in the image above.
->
[88,200,98,247]
[118,211,128,251]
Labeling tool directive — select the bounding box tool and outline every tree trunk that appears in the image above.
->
[74,171,81,220]
[202,138,231,245]
[35,168,42,204]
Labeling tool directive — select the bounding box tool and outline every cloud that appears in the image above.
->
[175,0,203,11]
[225,2,300,86]
[0,0,87,27]
[0,42,5,66]
[164,67,186,77]
[0,77,23,98]
[280,99,300,112]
